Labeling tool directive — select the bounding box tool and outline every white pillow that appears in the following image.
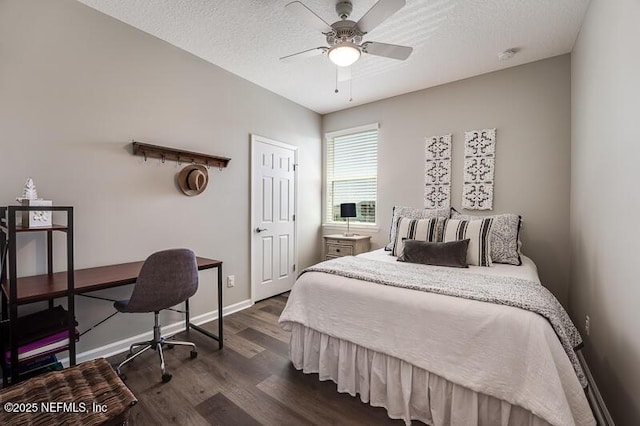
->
[392,217,443,257]
[443,218,493,266]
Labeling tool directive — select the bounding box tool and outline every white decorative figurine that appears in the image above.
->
[16,177,52,228]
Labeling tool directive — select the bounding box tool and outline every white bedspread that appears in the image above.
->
[279,250,594,426]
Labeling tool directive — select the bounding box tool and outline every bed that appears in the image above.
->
[279,249,595,426]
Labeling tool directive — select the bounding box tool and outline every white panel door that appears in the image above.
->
[252,135,297,302]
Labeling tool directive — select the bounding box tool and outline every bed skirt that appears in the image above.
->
[289,323,552,426]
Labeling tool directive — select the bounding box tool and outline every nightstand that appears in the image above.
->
[324,234,372,260]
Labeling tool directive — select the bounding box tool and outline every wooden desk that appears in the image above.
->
[1,257,220,304]
[1,257,224,366]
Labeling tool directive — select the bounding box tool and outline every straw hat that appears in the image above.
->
[178,165,209,196]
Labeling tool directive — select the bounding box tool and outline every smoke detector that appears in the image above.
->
[498,49,517,61]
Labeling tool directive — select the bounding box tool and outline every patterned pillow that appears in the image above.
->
[451,208,522,265]
[392,217,444,257]
[385,206,449,251]
[443,218,493,266]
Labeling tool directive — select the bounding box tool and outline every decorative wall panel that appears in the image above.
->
[462,128,496,210]
[424,134,451,209]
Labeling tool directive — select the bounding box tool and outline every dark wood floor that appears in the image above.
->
[110,293,409,425]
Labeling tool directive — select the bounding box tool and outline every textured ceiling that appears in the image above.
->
[77,0,589,114]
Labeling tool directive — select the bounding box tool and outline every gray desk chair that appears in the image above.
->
[115,248,199,383]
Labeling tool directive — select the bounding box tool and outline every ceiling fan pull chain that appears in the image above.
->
[349,75,353,102]
[335,66,339,93]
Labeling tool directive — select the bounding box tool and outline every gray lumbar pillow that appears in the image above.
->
[398,239,470,268]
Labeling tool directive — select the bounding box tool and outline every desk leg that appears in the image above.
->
[186,264,224,350]
[217,265,223,349]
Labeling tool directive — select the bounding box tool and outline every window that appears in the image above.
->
[325,124,378,225]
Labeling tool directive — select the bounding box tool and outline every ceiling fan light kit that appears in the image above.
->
[281,0,412,70]
[328,43,361,67]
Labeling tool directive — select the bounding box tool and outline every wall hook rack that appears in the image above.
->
[132,141,231,169]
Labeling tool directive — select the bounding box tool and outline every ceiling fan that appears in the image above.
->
[280,0,413,68]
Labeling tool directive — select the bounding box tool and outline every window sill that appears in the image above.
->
[322,223,380,233]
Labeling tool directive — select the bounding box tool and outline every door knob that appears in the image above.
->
[255,227,268,233]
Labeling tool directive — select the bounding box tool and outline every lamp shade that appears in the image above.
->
[340,203,357,218]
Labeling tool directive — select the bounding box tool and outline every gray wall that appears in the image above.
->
[570,0,640,423]
[323,55,572,305]
[0,0,321,355]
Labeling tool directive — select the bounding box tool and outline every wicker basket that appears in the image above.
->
[0,358,137,426]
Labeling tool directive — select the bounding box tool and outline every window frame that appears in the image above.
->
[323,123,379,230]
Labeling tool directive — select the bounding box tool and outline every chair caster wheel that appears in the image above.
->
[166,344,174,350]
[190,350,198,359]
[161,373,172,383]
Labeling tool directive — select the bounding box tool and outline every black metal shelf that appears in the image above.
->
[0,205,75,386]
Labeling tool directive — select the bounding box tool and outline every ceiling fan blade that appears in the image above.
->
[362,41,413,60]
[285,1,334,34]
[280,47,328,63]
[337,66,352,82]
[357,0,405,34]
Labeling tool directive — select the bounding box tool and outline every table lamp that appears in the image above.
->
[340,203,357,236]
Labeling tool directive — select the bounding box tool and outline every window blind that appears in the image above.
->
[326,127,378,224]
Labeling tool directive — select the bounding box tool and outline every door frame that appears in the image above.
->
[250,134,298,303]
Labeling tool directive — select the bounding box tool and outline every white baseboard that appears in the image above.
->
[578,350,615,426]
[59,299,253,366]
